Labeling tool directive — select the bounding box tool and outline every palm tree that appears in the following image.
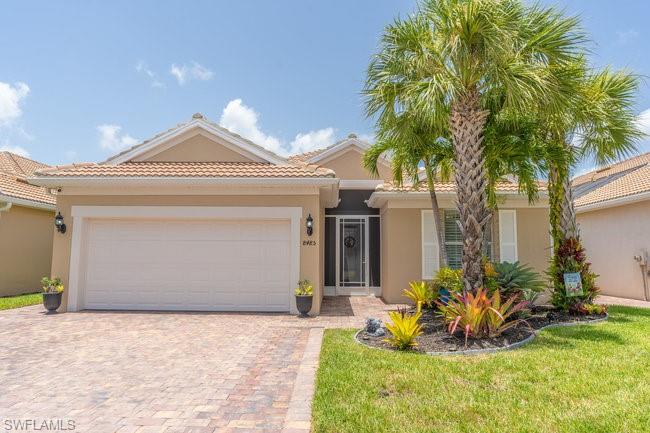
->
[547,66,642,245]
[363,110,453,267]
[365,0,585,292]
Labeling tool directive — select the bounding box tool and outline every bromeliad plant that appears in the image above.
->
[384,309,423,350]
[489,261,545,302]
[433,268,463,293]
[403,281,436,312]
[437,288,530,346]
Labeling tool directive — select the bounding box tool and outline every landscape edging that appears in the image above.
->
[354,313,609,357]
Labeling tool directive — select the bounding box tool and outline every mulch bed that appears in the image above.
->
[357,306,607,354]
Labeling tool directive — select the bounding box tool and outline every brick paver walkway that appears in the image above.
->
[0,296,401,433]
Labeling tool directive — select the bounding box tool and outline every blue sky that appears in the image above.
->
[1,0,649,172]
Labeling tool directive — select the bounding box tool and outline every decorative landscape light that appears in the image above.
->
[54,212,66,234]
[306,214,314,236]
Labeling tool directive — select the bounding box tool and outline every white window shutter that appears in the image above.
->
[421,210,440,279]
[498,210,518,263]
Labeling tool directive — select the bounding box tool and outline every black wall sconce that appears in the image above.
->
[306,213,314,236]
[54,212,66,234]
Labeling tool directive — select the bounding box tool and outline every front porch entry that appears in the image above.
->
[324,190,381,297]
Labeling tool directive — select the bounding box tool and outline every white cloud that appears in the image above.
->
[0,143,29,157]
[218,99,339,157]
[135,60,164,88]
[170,61,214,85]
[637,109,650,134]
[97,124,139,152]
[219,99,283,154]
[357,133,375,144]
[289,128,336,154]
[0,82,29,126]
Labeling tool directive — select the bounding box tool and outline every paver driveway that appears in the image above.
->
[0,297,401,433]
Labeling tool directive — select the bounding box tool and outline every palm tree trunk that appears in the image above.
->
[548,147,579,243]
[559,162,579,240]
[449,89,491,293]
[548,162,562,250]
[423,160,448,269]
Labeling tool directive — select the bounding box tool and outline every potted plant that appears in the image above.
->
[41,277,64,313]
[295,279,313,317]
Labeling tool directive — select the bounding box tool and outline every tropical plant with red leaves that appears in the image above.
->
[437,288,530,346]
[549,237,599,311]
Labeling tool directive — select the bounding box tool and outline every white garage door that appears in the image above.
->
[82,218,292,312]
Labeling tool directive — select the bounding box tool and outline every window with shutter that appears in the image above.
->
[442,209,492,270]
[420,211,440,279]
[498,209,518,262]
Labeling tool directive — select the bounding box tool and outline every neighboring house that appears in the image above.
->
[573,153,650,301]
[0,152,55,296]
[30,113,550,314]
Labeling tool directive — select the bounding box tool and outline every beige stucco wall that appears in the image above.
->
[0,205,54,296]
[381,208,423,303]
[577,200,650,300]
[51,194,324,313]
[380,206,551,304]
[513,207,551,275]
[144,134,257,163]
[319,148,392,181]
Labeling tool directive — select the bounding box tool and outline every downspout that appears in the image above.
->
[633,251,650,301]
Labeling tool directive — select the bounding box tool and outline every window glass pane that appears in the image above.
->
[443,210,492,270]
[369,217,381,287]
[324,217,336,286]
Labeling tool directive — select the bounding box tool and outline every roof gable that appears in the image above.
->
[105,113,287,165]
[288,135,392,181]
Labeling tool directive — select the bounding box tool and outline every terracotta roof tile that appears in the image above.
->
[574,154,650,208]
[34,161,336,178]
[376,180,546,193]
[572,153,650,187]
[288,148,327,163]
[0,153,55,205]
[0,152,49,177]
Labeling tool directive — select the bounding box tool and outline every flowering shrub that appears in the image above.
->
[549,237,599,311]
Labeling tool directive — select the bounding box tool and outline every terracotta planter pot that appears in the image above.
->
[295,295,313,317]
[42,292,62,313]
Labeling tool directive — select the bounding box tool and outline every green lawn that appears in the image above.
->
[313,306,650,433]
[0,292,41,310]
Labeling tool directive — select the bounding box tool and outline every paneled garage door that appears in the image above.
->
[81,218,292,311]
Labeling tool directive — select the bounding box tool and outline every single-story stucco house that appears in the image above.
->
[29,113,551,314]
[0,151,55,296]
[574,152,650,301]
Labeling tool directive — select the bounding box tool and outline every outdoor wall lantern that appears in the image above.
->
[54,212,66,234]
[306,213,314,236]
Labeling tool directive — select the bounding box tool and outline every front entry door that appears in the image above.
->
[338,218,368,294]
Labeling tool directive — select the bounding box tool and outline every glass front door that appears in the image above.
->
[338,218,367,292]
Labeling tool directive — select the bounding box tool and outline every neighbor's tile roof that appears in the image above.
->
[0,152,55,205]
[376,180,546,193]
[34,161,336,178]
[573,153,650,208]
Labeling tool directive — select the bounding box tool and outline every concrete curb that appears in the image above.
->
[354,314,609,357]
[282,327,324,433]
